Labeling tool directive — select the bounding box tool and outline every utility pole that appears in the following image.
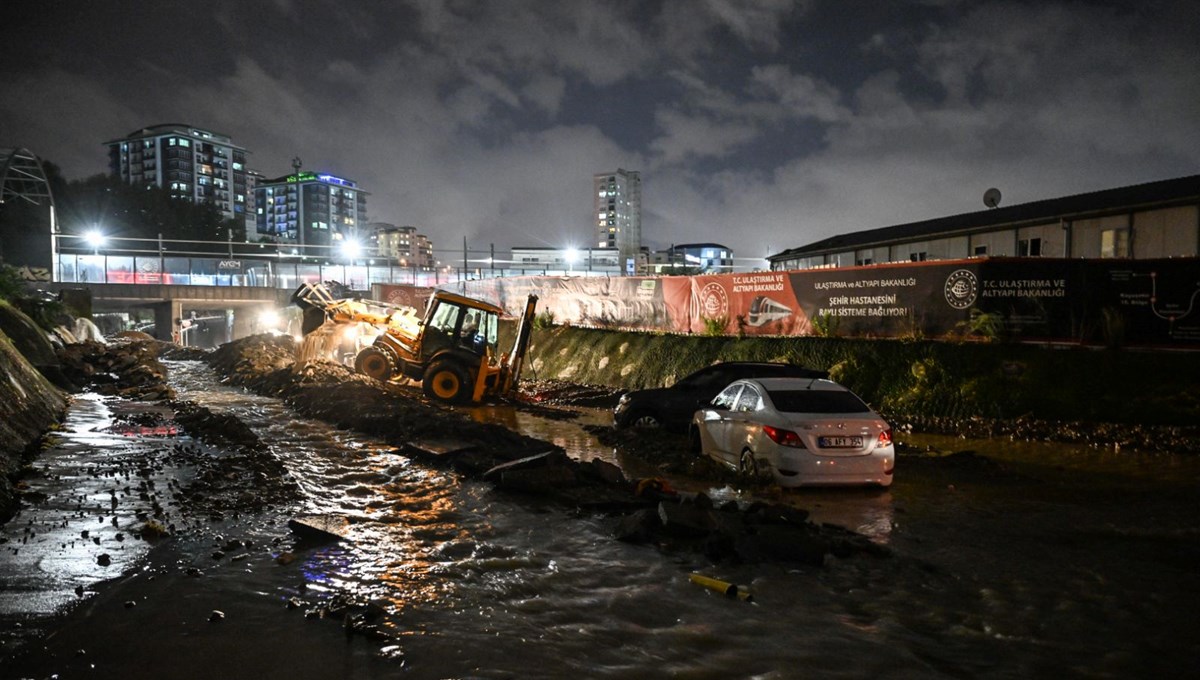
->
[490,243,495,278]
[462,236,468,280]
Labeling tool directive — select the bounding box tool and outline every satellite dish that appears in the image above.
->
[983,187,1002,208]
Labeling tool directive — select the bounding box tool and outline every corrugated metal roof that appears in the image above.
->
[769,174,1200,261]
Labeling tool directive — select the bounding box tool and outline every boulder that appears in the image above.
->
[657,500,716,537]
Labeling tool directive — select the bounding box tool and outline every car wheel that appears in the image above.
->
[354,347,393,381]
[738,450,759,478]
[629,411,662,429]
[423,361,471,403]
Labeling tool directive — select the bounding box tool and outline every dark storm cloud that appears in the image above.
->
[2,0,1197,263]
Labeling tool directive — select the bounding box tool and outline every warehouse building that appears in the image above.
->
[768,175,1199,271]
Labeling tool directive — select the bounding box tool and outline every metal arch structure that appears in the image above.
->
[0,147,55,208]
[0,146,58,270]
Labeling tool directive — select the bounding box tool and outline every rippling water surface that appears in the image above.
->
[10,360,1196,679]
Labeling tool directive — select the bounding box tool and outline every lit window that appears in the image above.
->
[179,139,190,147]
[598,212,606,219]
[1100,229,1128,258]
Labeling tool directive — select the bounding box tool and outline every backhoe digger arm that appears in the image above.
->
[500,294,539,395]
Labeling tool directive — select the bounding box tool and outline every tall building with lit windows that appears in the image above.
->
[253,171,368,249]
[367,222,435,269]
[593,169,642,272]
[105,123,249,222]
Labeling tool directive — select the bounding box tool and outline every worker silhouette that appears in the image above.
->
[460,312,478,343]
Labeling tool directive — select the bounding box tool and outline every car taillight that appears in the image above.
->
[763,425,805,448]
[876,428,893,448]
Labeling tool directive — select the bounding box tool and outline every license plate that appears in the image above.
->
[818,436,863,448]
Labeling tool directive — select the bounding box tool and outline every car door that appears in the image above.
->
[666,365,731,426]
[726,383,763,456]
[699,383,743,464]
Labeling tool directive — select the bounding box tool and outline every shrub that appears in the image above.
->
[533,310,556,329]
[701,316,727,337]
[811,311,839,338]
[955,308,1001,342]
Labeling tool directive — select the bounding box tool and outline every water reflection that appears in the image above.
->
[469,404,899,542]
[468,404,617,464]
[157,361,1200,678]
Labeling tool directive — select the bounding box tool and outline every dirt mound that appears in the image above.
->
[208,334,544,454]
[56,338,175,400]
[519,379,625,408]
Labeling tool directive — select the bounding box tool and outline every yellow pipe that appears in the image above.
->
[689,573,753,602]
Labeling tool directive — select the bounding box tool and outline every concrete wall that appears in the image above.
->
[969,229,1016,257]
[1072,214,1130,258]
[1134,205,1199,258]
[1017,222,1066,257]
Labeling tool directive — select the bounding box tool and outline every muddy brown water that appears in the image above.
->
[2,359,1199,679]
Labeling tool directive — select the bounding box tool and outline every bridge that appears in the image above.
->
[42,281,296,345]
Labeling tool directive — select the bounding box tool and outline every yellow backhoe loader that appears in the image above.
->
[291,282,537,404]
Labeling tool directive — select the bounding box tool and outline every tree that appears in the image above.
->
[56,173,246,251]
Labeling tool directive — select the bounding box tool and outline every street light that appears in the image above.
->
[565,247,579,274]
[340,238,362,260]
[85,229,106,252]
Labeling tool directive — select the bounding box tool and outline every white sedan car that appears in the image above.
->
[689,377,894,487]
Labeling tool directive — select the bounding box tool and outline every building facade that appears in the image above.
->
[510,246,622,275]
[254,171,368,250]
[650,243,734,274]
[106,124,249,222]
[367,222,435,269]
[593,169,642,271]
[769,175,1200,271]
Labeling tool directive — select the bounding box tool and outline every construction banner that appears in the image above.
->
[441,256,1200,347]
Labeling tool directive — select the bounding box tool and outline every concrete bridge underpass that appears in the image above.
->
[43,282,296,347]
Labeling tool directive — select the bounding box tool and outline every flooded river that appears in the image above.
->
[4,359,1200,679]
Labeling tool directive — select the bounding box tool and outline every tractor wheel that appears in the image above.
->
[354,347,394,381]
[423,361,471,403]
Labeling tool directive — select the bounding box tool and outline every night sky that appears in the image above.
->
[3,0,1197,263]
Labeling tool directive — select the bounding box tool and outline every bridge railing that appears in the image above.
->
[51,234,634,290]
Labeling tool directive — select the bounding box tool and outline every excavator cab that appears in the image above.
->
[422,296,498,359]
[295,282,536,404]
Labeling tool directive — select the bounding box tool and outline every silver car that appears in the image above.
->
[690,377,894,487]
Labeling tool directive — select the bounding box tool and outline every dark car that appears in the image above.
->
[613,362,828,430]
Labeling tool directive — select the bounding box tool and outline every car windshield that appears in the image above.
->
[767,389,871,414]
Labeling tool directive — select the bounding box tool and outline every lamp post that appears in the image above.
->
[85,228,106,283]
[565,247,579,275]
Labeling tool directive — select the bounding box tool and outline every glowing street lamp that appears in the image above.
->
[340,238,362,260]
[85,229,106,252]
[565,247,579,273]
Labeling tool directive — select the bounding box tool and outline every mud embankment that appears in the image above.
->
[516,324,1200,452]
[0,301,66,519]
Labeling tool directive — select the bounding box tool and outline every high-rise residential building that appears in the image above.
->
[593,169,642,271]
[105,124,249,222]
[367,222,435,269]
[244,169,265,236]
[254,171,368,250]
